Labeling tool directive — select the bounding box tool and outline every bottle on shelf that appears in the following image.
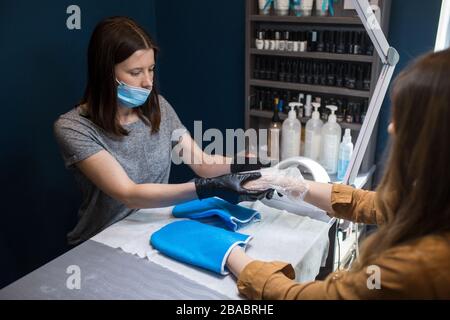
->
[320,105,342,175]
[337,129,354,181]
[281,102,302,161]
[304,94,313,118]
[268,98,282,160]
[304,102,324,161]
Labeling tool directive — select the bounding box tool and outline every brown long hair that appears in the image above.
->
[353,49,450,270]
[81,16,161,136]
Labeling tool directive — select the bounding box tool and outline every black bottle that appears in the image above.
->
[353,31,363,55]
[354,102,361,124]
[308,30,318,52]
[365,33,374,56]
[254,56,261,79]
[346,64,356,89]
[319,63,327,86]
[346,102,354,123]
[286,59,293,82]
[279,59,286,82]
[356,65,364,90]
[326,30,336,53]
[347,31,354,55]
[327,62,335,86]
[306,61,313,84]
[316,31,325,52]
[299,61,306,83]
[336,63,344,87]
[271,58,278,81]
[313,62,320,85]
[363,65,371,91]
[291,60,299,83]
[336,31,346,54]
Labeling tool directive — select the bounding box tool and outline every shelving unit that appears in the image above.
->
[245,0,392,276]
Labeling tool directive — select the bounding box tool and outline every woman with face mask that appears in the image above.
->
[53,17,271,246]
[225,49,450,299]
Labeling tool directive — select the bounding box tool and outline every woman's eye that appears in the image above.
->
[131,71,141,76]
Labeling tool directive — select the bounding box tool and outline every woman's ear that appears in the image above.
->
[388,122,396,135]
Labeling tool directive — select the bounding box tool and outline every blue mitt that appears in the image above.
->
[150,220,252,275]
[172,197,260,231]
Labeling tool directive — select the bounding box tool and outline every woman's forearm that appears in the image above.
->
[125,182,198,209]
[303,181,334,214]
[226,246,254,278]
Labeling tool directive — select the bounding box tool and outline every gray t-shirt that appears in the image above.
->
[54,95,186,245]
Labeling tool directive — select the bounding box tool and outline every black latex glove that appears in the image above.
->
[194,172,274,201]
[230,155,271,173]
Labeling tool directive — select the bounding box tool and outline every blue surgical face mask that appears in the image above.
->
[116,79,152,108]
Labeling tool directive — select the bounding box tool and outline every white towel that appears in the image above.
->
[92,200,332,299]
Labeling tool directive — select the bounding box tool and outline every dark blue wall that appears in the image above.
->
[0,0,442,289]
[0,0,157,289]
[375,0,441,167]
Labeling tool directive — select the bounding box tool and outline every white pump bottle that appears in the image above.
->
[281,102,302,160]
[304,102,323,161]
[320,105,342,175]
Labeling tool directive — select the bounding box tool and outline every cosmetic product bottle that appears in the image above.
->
[346,102,354,123]
[279,59,286,82]
[271,58,279,81]
[336,31,346,54]
[354,102,361,124]
[356,65,364,90]
[275,0,290,16]
[281,103,302,160]
[268,100,282,160]
[304,94,313,118]
[304,103,324,161]
[365,33,374,56]
[300,31,308,52]
[279,31,287,51]
[258,0,272,15]
[336,105,345,123]
[308,30,318,52]
[347,31,354,55]
[286,59,293,82]
[292,0,302,16]
[299,61,306,83]
[292,60,299,83]
[316,30,325,52]
[286,31,294,52]
[256,29,265,50]
[320,105,342,175]
[337,129,354,181]
[293,31,300,52]
[264,30,271,50]
[363,65,371,91]
[319,63,327,86]
[327,30,336,53]
[361,100,368,123]
[336,63,344,87]
[306,61,313,84]
[313,62,320,85]
[346,65,356,89]
[327,63,336,86]
[275,31,281,51]
[254,56,261,79]
[269,31,276,51]
[353,31,362,55]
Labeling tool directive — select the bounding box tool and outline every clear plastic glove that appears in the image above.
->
[243,167,309,202]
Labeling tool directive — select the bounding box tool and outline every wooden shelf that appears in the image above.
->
[250,48,375,63]
[250,15,362,25]
[250,79,371,98]
[249,109,363,131]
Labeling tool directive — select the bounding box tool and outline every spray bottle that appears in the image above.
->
[337,129,354,180]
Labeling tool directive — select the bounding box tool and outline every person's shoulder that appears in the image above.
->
[54,105,95,134]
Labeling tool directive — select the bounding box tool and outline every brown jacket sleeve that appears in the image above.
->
[330,184,387,225]
[237,241,445,299]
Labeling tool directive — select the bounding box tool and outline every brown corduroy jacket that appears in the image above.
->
[237,184,450,299]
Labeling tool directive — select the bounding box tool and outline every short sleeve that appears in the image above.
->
[53,117,104,169]
[158,95,187,136]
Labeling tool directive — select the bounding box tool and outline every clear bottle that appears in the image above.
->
[281,103,302,160]
[304,102,324,161]
[320,105,342,175]
[337,129,354,181]
[268,99,282,161]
